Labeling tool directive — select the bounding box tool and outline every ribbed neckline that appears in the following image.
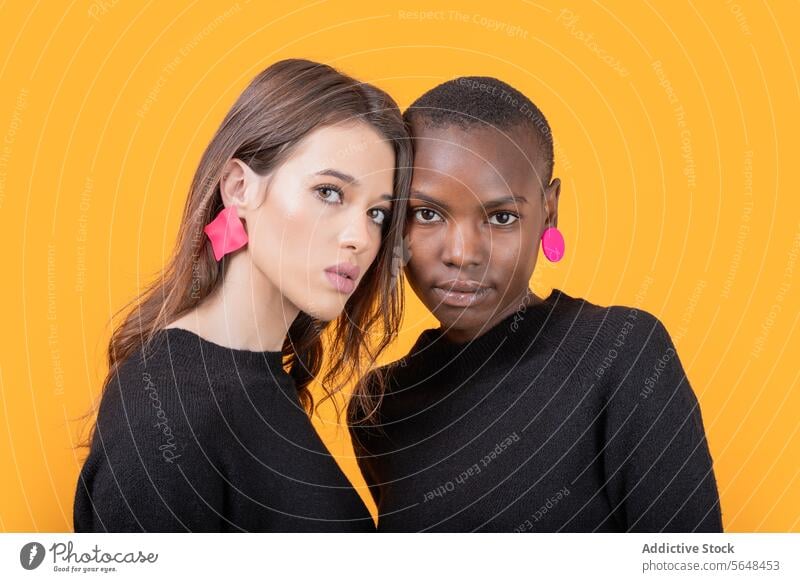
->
[400,288,575,381]
[152,327,286,373]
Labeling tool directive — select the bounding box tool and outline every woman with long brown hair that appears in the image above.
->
[73,59,411,532]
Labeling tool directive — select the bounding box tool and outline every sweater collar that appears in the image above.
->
[154,327,286,374]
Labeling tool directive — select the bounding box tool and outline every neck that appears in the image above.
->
[186,251,299,352]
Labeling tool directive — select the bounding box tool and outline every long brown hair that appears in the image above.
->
[80,59,411,447]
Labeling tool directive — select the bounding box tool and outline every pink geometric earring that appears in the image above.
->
[203,206,248,261]
[541,226,565,262]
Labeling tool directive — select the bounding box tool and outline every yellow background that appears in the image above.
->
[1,0,798,532]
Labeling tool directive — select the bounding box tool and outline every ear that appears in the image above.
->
[543,177,561,228]
[220,158,259,213]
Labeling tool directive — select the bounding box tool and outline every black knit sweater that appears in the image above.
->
[74,328,374,532]
[351,289,723,532]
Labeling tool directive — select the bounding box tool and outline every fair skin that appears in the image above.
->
[167,122,396,351]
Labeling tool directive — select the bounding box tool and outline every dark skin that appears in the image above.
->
[404,120,561,343]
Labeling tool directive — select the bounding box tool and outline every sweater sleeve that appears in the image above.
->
[600,309,723,532]
[73,358,228,532]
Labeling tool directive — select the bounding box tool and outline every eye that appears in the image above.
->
[489,212,519,226]
[368,207,391,226]
[315,184,343,204]
[413,208,444,224]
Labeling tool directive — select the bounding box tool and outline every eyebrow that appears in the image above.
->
[410,191,527,211]
[315,169,393,202]
[409,191,450,211]
[483,195,528,210]
[314,168,360,185]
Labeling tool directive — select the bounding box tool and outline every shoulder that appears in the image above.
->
[555,291,673,350]
[557,294,680,387]
[585,303,690,408]
[540,292,670,368]
[599,304,676,361]
[92,336,221,452]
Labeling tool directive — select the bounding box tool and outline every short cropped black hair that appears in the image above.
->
[404,76,554,184]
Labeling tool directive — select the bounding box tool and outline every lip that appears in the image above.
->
[432,279,492,307]
[324,262,360,295]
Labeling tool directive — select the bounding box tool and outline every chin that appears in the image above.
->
[298,296,348,322]
[427,302,479,327]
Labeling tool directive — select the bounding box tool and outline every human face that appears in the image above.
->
[404,121,560,342]
[241,122,396,321]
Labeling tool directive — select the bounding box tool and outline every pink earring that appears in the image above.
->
[541,226,565,262]
[204,206,248,261]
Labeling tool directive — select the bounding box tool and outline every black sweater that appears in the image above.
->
[74,328,374,532]
[351,289,723,532]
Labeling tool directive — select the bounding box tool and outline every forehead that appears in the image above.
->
[409,122,544,196]
[285,122,394,174]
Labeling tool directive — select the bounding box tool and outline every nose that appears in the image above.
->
[337,210,373,255]
[442,221,483,269]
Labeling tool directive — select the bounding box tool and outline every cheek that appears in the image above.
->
[405,227,441,274]
[282,208,324,259]
[366,232,383,264]
[489,233,538,287]
[244,201,317,295]
[251,190,324,254]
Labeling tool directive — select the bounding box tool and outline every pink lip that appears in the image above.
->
[324,262,360,294]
